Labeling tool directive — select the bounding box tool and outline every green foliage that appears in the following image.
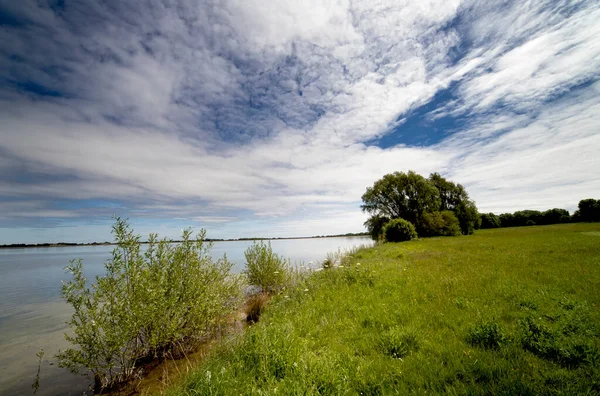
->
[578,198,600,222]
[383,218,417,242]
[362,171,479,238]
[363,214,389,241]
[57,218,241,391]
[480,212,501,228]
[467,321,507,349]
[419,210,461,237]
[244,241,290,294]
[361,170,441,226]
[455,199,479,235]
[498,208,574,227]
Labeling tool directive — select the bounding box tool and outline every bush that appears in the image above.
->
[382,218,417,242]
[57,218,241,391]
[244,241,290,294]
[419,211,461,237]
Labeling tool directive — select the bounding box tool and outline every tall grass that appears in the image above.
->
[168,223,600,395]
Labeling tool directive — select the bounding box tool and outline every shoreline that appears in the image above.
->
[0,233,369,249]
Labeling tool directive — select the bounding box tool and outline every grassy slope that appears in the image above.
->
[169,223,600,395]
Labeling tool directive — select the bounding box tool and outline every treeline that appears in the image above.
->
[480,198,600,229]
[0,241,112,248]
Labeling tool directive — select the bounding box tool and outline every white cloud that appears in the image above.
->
[0,0,599,243]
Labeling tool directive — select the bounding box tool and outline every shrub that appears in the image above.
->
[467,321,507,349]
[419,211,461,237]
[382,218,417,242]
[244,241,290,294]
[57,218,241,391]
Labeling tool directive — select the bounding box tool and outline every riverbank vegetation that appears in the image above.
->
[57,218,243,392]
[168,223,600,395]
[480,198,600,229]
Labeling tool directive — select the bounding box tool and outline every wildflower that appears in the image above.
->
[304,289,309,292]
[357,262,361,266]
[274,271,280,274]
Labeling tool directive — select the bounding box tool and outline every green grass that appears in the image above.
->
[168,223,600,395]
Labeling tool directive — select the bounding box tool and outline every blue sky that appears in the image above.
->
[0,0,599,244]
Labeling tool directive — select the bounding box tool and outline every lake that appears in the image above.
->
[0,236,372,395]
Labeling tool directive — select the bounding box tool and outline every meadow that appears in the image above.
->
[167,223,600,395]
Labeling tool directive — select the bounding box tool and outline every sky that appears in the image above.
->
[0,0,599,244]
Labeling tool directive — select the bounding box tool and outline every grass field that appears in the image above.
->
[168,223,600,395]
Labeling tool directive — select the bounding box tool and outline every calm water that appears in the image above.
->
[0,237,372,395]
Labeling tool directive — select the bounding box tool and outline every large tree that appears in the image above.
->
[362,170,479,239]
[361,171,440,229]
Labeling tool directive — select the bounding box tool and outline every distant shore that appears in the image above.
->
[0,232,369,249]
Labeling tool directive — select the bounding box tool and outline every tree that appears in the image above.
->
[577,199,600,222]
[541,208,570,225]
[361,171,440,229]
[362,171,478,237]
[364,214,390,241]
[429,173,479,235]
[455,199,479,235]
[480,213,501,229]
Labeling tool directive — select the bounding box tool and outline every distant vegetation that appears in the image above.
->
[362,171,600,240]
[362,171,479,241]
[480,198,600,229]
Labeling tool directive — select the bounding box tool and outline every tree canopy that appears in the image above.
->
[362,171,479,240]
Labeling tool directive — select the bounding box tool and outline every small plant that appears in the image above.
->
[467,321,507,349]
[244,241,290,294]
[382,218,417,242]
[32,348,44,394]
[379,327,419,359]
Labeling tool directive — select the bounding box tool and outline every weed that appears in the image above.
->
[467,321,507,349]
[379,327,419,359]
